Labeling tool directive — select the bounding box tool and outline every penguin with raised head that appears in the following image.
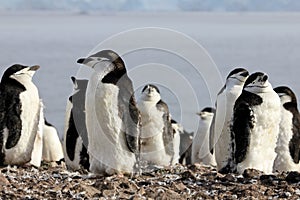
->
[63,77,89,170]
[232,72,281,174]
[0,64,41,165]
[42,118,64,163]
[210,68,249,172]
[273,86,300,172]
[137,84,174,167]
[192,107,216,166]
[77,50,140,175]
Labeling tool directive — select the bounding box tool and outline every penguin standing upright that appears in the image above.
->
[192,107,216,166]
[137,84,174,167]
[63,77,89,170]
[232,72,281,174]
[210,68,249,172]
[273,86,300,172]
[42,118,64,163]
[0,64,41,165]
[77,50,140,175]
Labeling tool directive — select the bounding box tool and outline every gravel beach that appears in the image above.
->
[1,163,300,199]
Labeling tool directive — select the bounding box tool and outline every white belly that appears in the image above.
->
[86,79,136,175]
[237,92,281,174]
[138,101,171,166]
[4,84,40,165]
[42,124,64,162]
[215,87,242,170]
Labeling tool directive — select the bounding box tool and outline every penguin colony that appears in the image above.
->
[0,50,299,176]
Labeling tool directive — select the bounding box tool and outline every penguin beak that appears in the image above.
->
[29,65,40,71]
[77,57,93,64]
[262,75,268,82]
[77,58,85,64]
[71,76,76,82]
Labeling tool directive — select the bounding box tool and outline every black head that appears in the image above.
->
[274,86,297,105]
[1,64,27,82]
[197,107,215,119]
[142,84,160,94]
[171,119,177,124]
[226,68,249,80]
[77,50,127,85]
[244,72,269,89]
[77,50,125,71]
[44,118,55,127]
[1,64,39,83]
[201,107,216,114]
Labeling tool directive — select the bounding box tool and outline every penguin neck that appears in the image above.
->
[138,97,161,119]
[140,92,161,104]
[12,74,33,86]
[226,78,245,89]
[244,84,273,94]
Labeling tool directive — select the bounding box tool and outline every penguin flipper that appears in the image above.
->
[287,105,300,164]
[65,112,78,161]
[123,93,141,154]
[209,113,216,154]
[5,93,23,149]
[157,100,174,158]
[232,101,254,164]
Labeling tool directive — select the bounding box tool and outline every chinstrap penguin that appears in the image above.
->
[63,77,90,171]
[273,86,300,172]
[138,84,174,168]
[210,68,249,172]
[77,50,140,175]
[0,64,41,165]
[231,72,281,174]
[192,107,216,166]
[42,118,64,163]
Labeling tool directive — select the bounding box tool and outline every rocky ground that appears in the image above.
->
[0,163,300,199]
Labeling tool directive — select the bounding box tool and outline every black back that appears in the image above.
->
[0,65,30,164]
[66,78,90,170]
[201,107,216,113]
